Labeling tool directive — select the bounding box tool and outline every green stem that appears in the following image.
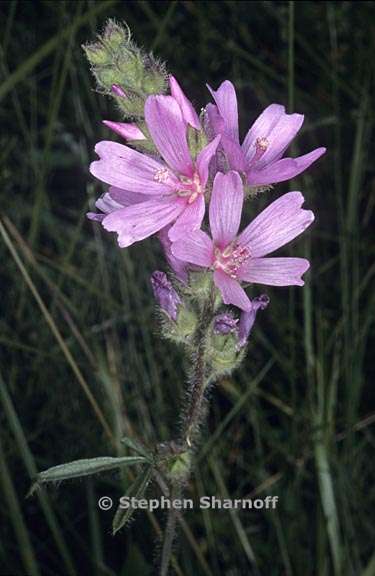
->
[159,287,216,575]
[183,288,215,447]
[159,483,180,576]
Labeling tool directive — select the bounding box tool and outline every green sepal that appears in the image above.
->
[187,125,208,159]
[186,270,213,301]
[245,184,274,199]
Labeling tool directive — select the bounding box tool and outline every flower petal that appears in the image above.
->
[158,225,189,282]
[207,80,239,142]
[213,270,252,311]
[90,141,177,195]
[242,104,285,162]
[238,191,314,257]
[209,171,244,247]
[102,197,185,248]
[255,112,304,168]
[169,76,201,130]
[102,120,146,140]
[205,103,225,138]
[220,134,246,172]
[237,294,270,348]
[247,147,326,186]
[87,188,148,222]
[95,192,124,214]
[144,95,194,176]
[168,195,205,241]
[87,212,105,222]
[196,135,221,187]
[238,257,310,286]
[108,187,151,206]
[171,230,213,267]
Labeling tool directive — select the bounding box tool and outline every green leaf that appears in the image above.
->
[120,436,153,461]
[112,466,153,535]
[29,456,147,495]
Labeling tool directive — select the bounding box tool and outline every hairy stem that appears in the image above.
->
[183,288,215,446]
[159,287,216,575]
[159,483,180,576]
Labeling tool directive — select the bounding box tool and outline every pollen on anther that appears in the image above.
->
[154,168,170,183]
[256,137,269,151]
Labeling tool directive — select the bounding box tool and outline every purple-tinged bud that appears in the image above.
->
[82,42,111,66]
[213,313,238,335]
[102,120,146,141]
[151,271,181,321]
[111,84,127,98]
[103,19,128,46]
[237,295,270,349]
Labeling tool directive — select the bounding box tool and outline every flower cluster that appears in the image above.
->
[88,75,325,346]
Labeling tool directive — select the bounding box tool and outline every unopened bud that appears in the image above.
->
[103,19,129,48]
[83,20,168,120]
[111,84,127,98]
[82,42,110,66]
[102,120,145,141]
[213,313,238,335]
[187,270,212,300]
[209,330,239,374]
[151,271,181,321]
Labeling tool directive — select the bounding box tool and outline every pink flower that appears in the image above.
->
[90,96,220,247]
[171,171,314,311]
[206,80,326,186]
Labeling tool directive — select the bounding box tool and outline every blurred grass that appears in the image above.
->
[0,1,374,575]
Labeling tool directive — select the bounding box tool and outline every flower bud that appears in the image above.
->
[150,271,181,321]
[209,330,239,375]
[237,295,270,348]
[173,307,197,341]
[141,60,168,95]
[187,270,212,300]
[83,20,168,121]
[103,19,129,48]
[111,84,127,98]
[213,313,238,335]
[102,120,146,141]
[82,43,110,66]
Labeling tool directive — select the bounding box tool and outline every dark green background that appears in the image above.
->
[0,1,374,575]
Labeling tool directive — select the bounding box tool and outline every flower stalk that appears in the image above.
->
[182,285,216,448]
